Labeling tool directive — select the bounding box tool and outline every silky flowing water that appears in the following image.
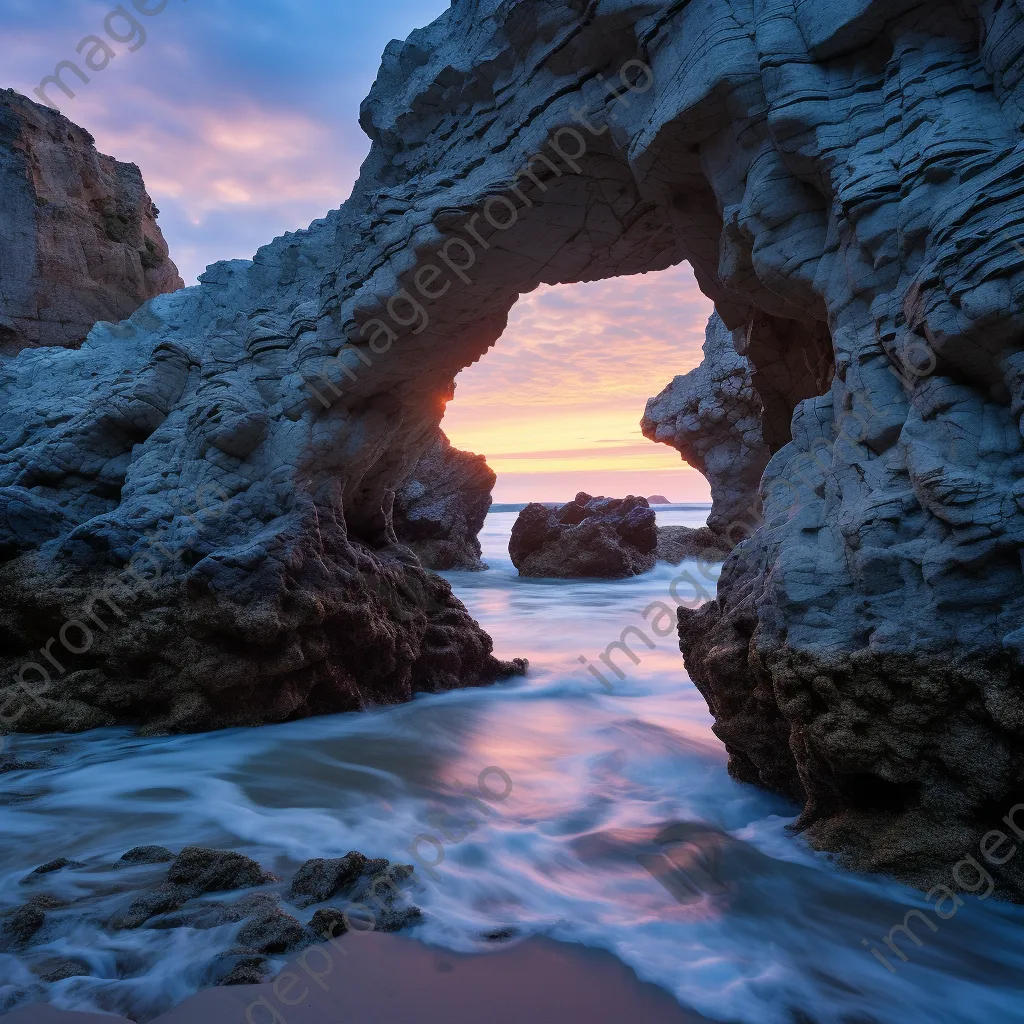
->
[2,508,1024,1022]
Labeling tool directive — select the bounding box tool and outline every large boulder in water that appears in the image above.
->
[509,493,657,579]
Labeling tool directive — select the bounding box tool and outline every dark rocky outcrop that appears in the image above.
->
[20,858,84,883]
[392,430,494,570]
[509,494,657,578]
[3,905,45,947]
[119,845,175,866]
[287,851,368,907]
[115,847,278,929]
[0,842,423,1013]
[3,0,1024,891]
[235,907,314,954]
[0,88,181,355]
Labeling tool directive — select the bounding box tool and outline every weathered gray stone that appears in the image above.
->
[392,429,494,570]
[0,88,181,355]
[19,858,84,884]
[643,313,770,540]
[3,905,44,947]
[119,846,175,866]
[1,1,1023,891]
[235,908,314,954]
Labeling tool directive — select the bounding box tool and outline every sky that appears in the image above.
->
[1,0,713,503]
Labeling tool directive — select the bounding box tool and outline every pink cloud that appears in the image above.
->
[443,262,714,504]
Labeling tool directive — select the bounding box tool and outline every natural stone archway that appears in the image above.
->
[2,1,1024,891]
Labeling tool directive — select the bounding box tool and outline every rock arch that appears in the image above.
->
[3,0,1024,889]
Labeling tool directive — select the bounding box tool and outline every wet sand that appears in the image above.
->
[8,932,710,1023]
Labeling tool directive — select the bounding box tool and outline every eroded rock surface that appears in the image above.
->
[510,493,657,578]
[656,526,731,566]
[392,430,494,569]
[0,88,181,355]
[643,312,770,540]
[2,0,1024,889]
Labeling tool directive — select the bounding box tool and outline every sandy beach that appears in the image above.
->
[7,932,710,1024]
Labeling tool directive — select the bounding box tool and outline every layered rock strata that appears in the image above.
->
[0,89,181,355]
[392,429,494,570]
[1,0,1023,889]
[509,494,656,578]
[643,312,771,540]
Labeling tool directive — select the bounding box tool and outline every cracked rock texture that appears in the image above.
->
[643,311,771,540]
[2,0,1024,888]
[392,429,494,570]
[0,89,182,355]
[510,493,657,578]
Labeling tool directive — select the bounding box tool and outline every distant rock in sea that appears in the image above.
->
[509,493,657,579]
[646,495,671,505]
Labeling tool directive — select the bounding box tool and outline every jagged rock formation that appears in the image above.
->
[643,312,771,540]
[2,1,1024,889]
[392,430,494,570]
[0,89,182,355]
[509,494,656,578]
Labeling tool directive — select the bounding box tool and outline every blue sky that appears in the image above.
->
[2,0,449,282]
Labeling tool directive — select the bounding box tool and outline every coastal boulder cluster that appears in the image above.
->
[1,844,421,1009]
[1,0,1023,895]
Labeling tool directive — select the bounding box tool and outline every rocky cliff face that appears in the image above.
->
[0,88,181,355]
[642,312,770,540]
[392,431,494,570]
[2,1,1024,890]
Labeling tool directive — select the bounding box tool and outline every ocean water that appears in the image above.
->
[2,507,1024,1021]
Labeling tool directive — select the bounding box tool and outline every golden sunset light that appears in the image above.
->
[443,263,714,502]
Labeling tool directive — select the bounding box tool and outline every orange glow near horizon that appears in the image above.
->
[442,263,715,504]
